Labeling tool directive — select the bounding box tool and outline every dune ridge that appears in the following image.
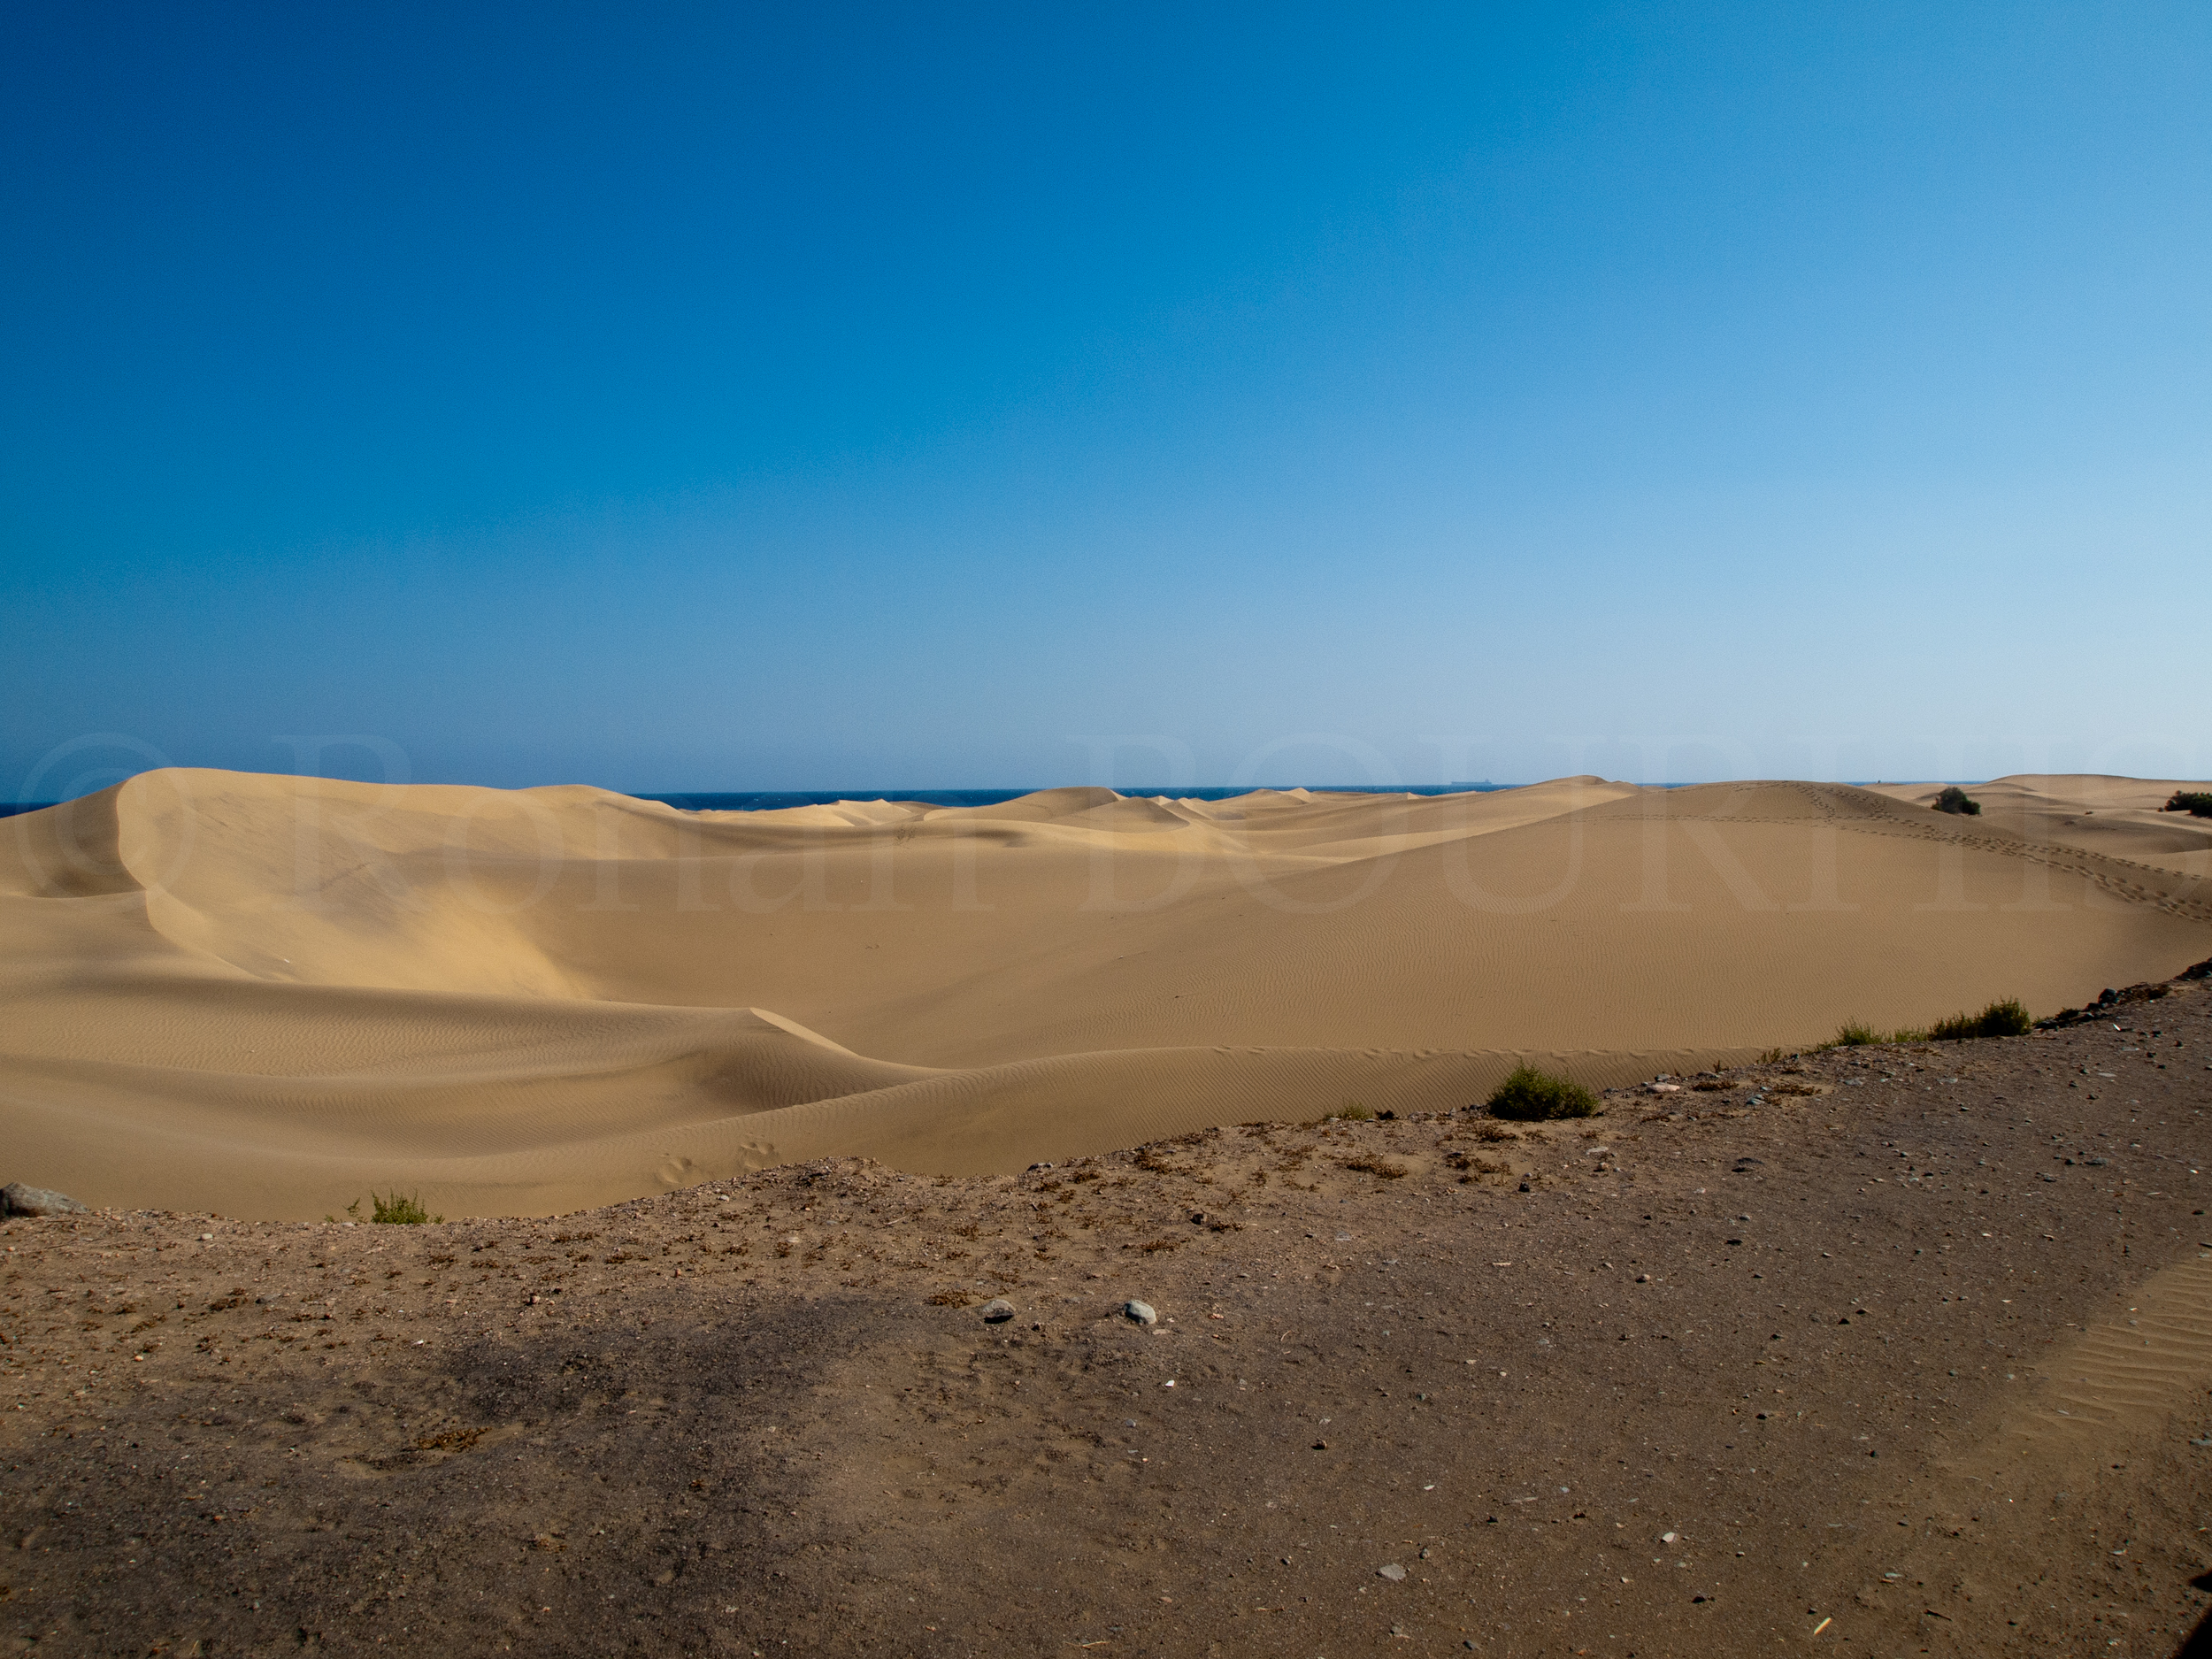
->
[3,768,2205,1218]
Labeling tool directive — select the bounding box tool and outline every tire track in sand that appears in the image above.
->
[1836,1253,2212,1651]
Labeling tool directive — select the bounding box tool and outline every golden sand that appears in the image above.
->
[3,770,2204,1217]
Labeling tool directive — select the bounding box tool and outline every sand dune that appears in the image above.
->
[1871,772,2212,879]
[3,769,2206,1217]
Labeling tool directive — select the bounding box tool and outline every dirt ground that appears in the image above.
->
[7,974,2212,1657]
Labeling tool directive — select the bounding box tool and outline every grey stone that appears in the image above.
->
[1,1182,87,1217]
[977,1297,1016,1323]
[1123,1299,1157,1325]
[1378,1563,1408,1581]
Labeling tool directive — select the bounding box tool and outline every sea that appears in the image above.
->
[0,783,1506,819]
[636,783,1505,812]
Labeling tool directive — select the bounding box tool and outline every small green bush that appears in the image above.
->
[1824,999,2026,1048]
[1927,997,2032,1042]
[1325,1102,1373,1122]
[2162,791,2212,818]
[1486,1065,1599,1122]
[1932,786,1981,817]
[1823,1018,1928,1049]
[366,1190,441,1225]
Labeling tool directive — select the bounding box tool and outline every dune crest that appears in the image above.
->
[3,769,2205,1217]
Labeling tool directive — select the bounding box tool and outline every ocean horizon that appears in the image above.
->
[0,780,2009,818]
[0,781,1510,818]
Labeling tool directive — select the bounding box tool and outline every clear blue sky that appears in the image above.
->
[4,3,2207,800]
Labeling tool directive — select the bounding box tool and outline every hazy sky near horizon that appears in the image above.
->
[4,3,2208,799]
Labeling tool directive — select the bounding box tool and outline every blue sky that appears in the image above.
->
[4,2,2207,799]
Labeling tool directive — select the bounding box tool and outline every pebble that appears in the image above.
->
[1124,1300,1157,1325]
[977,1298,1016,1323]
[1378,1563,1407,1581]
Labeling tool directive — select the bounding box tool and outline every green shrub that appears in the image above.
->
[1486,1065,1599,1122]
[1823,1018,1930,1049]
[1823,1001,2027,1048]
[1932,786,1981,817]
[367,1190,441,1225]
[1926,997,2032,1042]
[1325,1102,1373,1122]
[2163,791,2212,818]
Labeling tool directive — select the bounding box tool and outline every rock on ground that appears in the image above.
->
[1,1181,86,1217]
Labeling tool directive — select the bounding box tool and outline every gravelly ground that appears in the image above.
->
[6,974,2212,1657]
